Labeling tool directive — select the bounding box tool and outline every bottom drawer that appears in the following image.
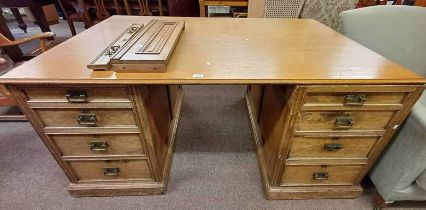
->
[281,165,364,186]
[69,159,152,182]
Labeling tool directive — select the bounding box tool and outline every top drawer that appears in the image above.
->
[304,92,405,106]
[301,85,416,110]
[23,88,131,103]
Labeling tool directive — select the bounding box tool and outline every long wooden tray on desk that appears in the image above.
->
[88,19,185,73]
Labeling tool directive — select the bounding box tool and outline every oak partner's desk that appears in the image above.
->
[1,16,425,199]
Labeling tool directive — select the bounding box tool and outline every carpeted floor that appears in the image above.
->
[1,18,426,210]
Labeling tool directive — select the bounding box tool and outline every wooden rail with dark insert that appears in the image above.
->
[88,19,185,73]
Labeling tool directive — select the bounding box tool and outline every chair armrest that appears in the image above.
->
[0,32,55,47]
[370,100,426,200]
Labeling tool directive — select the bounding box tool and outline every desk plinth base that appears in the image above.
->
[69,182,166,197]
[264,186,363,200]
[245,89,363,200]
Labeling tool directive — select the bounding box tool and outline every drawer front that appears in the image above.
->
[281,165,364,186]
[289,136,378,159]
[296,111,394,131]
[51,134,144,156]
[23,88,130,102]
[69,159,152,181]
[304,92,405,106]
[36,108,137,127]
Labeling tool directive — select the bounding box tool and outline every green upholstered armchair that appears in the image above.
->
[339,5,426,208]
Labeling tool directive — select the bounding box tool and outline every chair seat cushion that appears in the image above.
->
[417,169,426,191]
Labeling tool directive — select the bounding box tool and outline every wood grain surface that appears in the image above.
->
[0,16,424,84]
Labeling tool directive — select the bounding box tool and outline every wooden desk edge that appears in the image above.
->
[1,78,425,85]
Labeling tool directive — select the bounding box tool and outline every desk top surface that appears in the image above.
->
[1,16,424,85]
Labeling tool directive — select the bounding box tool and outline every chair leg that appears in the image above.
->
[374,191,392,209]
[67,19,77,36]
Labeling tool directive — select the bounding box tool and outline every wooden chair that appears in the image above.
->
[263,0,306,18]
[0,31,55,121]
[121,0,163,16]
[57,0,94,36]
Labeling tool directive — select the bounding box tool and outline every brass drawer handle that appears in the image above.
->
[90,141,108,152]
[103,167,119,176]
[313,172,329,180]
[335,116,354,129]
[324,143,343,151]
[344,94,366,106]
[65,90,88,103]
[77,113,97,127]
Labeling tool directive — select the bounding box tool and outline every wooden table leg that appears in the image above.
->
[29,3,51,33]
[124,0,132,15]
[10,8,27,33]
[374,190,391,209]
[158,0,164,16]
[29,3,54,41]
[199,0,206,17]
[0,9,24,62]
[113,0,121,14]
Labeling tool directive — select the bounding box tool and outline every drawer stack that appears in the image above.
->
[281,86,408,187]
[9,85,182,196]
[23,87,153,183]
[247,84,424,199]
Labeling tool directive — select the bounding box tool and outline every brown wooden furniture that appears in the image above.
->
[167,0,199,16]
[199,0,248,17]
[10,8,27,33]
[83,0,164,16]
[0,31,55,121]
[358,0,426,6]
[0,31,55,52]
[357,0,388,7]
[57,0,93,36]
[0,0,55,62]
[59,0,166,36]
[0,16,424,199]
[415,0,426,6]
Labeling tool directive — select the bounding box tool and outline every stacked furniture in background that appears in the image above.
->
[248,0,425,30]
[0,31,55,121]
[58,0,166,36]
[299,0,358,30]
[248,0,358,30]
[340,5,426,208]
[357,0,388,7]
[199,0,248,17]
[263,0,305,18]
